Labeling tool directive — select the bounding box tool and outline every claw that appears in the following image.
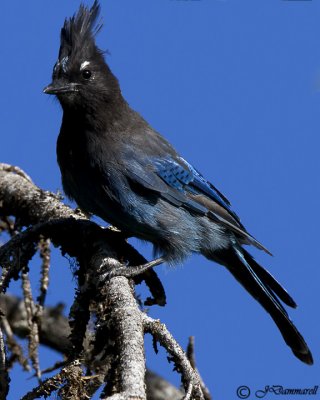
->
[101,257,164,281]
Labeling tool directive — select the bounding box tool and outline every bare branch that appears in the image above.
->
[187,337,211,400]
[143,315,205,400]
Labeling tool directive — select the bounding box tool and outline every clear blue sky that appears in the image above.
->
[1,1,320,399]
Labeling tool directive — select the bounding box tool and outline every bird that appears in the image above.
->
[43,1,313,365]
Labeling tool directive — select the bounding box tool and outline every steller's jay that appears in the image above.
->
[44,1,313,364]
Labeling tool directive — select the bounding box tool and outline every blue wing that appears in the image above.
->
[126,155,270,254]
[154,156,240,222]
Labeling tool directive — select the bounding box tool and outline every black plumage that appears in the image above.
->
[44,1,313,365]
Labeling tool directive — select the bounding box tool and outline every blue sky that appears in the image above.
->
[1,1,320,399]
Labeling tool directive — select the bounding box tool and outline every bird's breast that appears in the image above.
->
[56,129,129,224]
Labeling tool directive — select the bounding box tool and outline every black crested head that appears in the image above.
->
[44,1,121,111]
[59,0,102,68]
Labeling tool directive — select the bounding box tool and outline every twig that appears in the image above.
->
[37,237,50,306]
[38,360,66,376]
[21,359,83,400]
[21,270,41,380]
[143,315,205,400]
[187,337,211,400]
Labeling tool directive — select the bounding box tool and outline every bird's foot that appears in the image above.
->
[101,257,164,281]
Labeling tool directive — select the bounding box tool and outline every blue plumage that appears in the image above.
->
[157,157,240,217]
[44,1,313,365]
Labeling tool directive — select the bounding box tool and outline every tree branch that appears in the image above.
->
[0,164,166,307]
[0,164,210,399]
[0,293,183,400]
[143,315,206,400]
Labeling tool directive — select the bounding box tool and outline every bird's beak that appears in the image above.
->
[43,82,79,95]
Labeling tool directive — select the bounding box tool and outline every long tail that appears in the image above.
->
[210,246,313,365]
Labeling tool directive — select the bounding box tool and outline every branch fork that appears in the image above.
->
[0,164,211,400]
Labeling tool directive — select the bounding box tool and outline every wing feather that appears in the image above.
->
[125,155,270,254]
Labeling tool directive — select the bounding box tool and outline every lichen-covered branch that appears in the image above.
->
[187,337,211,400]
[0,164,210,400]
[0,293,183,399]
[0,164,166,306]
[143,315,207,400]
[21,270,41,380]
[20,359,84,400]
[96,259,146,399]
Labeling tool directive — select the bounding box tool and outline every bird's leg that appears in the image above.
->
[101,257,165,280]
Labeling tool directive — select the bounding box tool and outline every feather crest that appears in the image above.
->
[58,1,102,62]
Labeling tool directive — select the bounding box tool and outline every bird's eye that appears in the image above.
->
[82,69,92,80]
